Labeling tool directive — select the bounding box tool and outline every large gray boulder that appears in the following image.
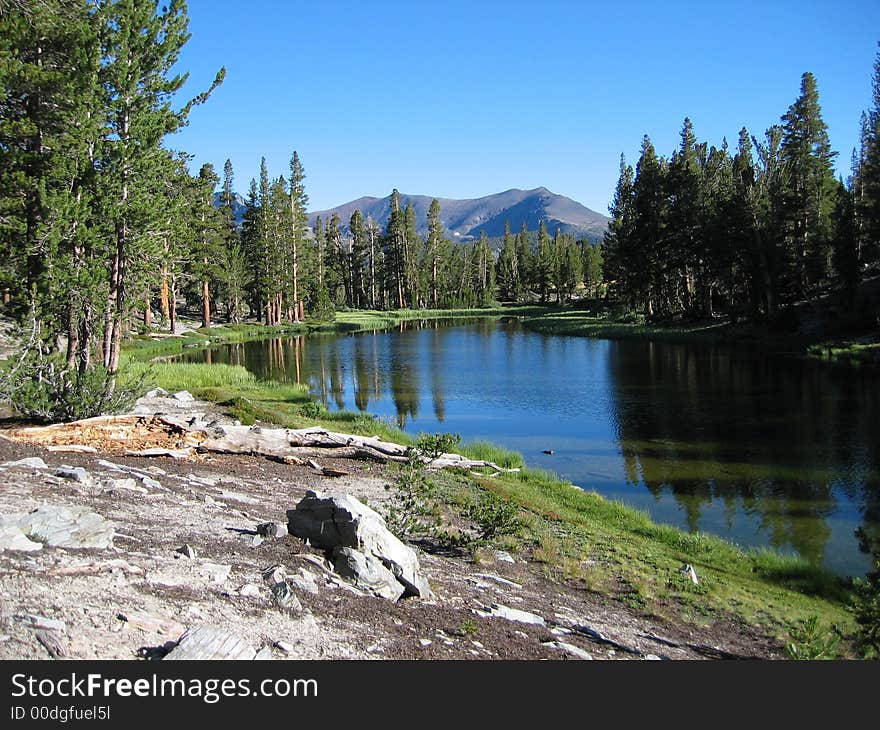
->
[287,490,432,599]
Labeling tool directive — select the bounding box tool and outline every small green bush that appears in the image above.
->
[465,490,522,542]
[852,528,880,658]
[1,353,150,423]
[784,615,840,660]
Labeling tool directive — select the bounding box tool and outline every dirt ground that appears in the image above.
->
[0,393,785,661]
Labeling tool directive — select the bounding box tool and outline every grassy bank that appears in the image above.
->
[119,310,858,653]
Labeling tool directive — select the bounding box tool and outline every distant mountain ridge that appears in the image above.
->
[308,187,609,243]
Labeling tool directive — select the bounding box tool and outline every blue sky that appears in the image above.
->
[170,0,880,215]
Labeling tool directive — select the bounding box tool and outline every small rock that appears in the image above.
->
[474,572,523,589]
[176,544,197,559]
[544,640,593,660]
[2,457,48,470]
[494,550,515,563]
[419,639,433,647]
[145,387,169,398]
[274,640,295,655]
[262,564,287,584]
[644,654,663,661]
[475,603,545,626]
[239,584,261,597]
[35,629,65,658]
[172,390,195,402]
[256,522,288,538]
[16,615,66,632]
[104,478,148,495]
[250,535,264,547]
[288,569,320,595]
[54,465,92,485]
[270,581,303,611]
[200,563,232,584]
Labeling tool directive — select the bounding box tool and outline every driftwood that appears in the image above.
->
[1,416,519,474]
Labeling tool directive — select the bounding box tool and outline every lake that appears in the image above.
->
[179,318,880,577]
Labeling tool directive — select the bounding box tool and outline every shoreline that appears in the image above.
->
[114,309,860,651]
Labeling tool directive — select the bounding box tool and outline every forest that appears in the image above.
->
[0,0,878,405]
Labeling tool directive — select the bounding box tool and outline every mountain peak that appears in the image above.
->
[309,187,608,242]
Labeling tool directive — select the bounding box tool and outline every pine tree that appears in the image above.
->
[631,135,668,315]
[98,0,223,376]
[535,221,554,302]
[496,220,519,301]
[425,199,445,308]
[349,209,368,308]
[603,154,636,305]
[779,72,838,299]
[859,43,880,271]
[288,151,308,320]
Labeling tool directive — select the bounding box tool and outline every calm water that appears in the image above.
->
[181,318,880,576]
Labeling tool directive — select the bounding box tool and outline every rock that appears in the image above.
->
[172,390,195,402]
[542,450,555,455]
[0,522,43,552]
[53,465,92,485]
[270,581,303,611]
[679,563,699,585]
[262,564,287,585]
[16,505,114,549]
[256,522,288,538]
[332,547,405,601]
[2,457,48,469]
[238,584,261,597]
[494,550,516,563]
[163,625,260,660]
[118,611,185,637]
[644,654,663,660]
[288,568,320,595]
[104,478,148,495]
[35,629,65,658]
[274,640,294,655]
[419,639,432,647]
[474,603,545,626]
[544,640,593,660]
[473,572,523,589]
[287,490,432,599]
[145,387,169,398]
[176,544,197,559]
[199,562,232,584]
[15,615,66,632]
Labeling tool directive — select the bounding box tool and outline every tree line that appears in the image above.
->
[603,52,880,323]
[0,0,224,384]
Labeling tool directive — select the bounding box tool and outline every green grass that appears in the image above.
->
[519,308,732,343]
[807,339,880,367]
[458,439,525,470]
[454,466,855,640]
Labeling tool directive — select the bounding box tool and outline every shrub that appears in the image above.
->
[852,528,880,658]
[784,615,840,660]
[465,490,522,542]
[415,432,460,461]
[1,353,150,423]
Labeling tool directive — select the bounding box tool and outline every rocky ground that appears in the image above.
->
[0,390,786,661]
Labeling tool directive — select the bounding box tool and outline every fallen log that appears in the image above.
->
[1,415,519,473]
